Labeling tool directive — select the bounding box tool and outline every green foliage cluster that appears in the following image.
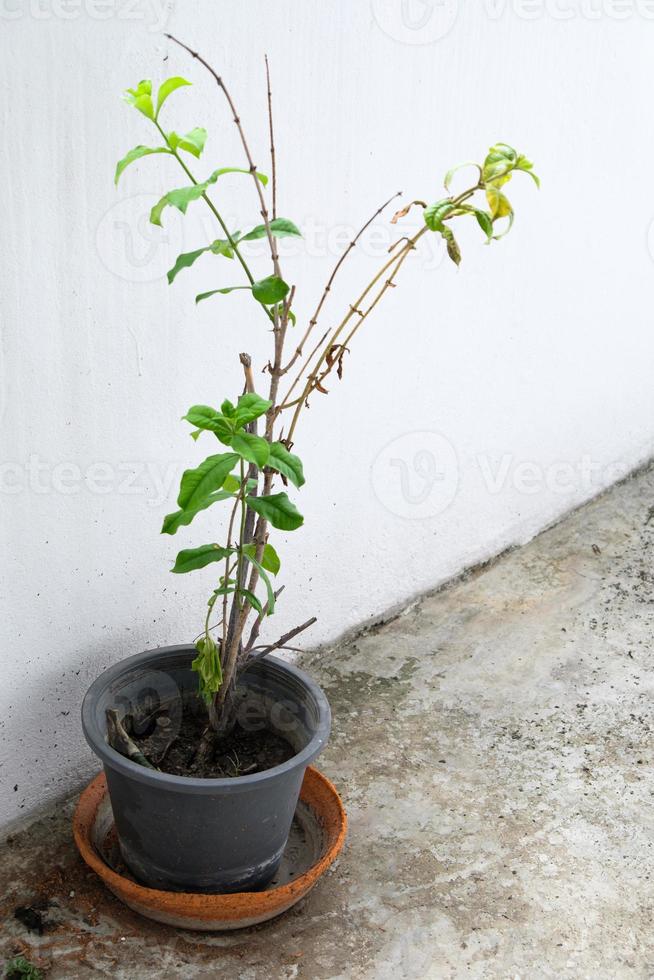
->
[3,957,43,980]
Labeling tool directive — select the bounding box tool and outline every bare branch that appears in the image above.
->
[165,34,281,283]
[241,616,317,669]
[279,191,402,386]
[281,229,425,438]
[242,585,286,659]
[281,182,481,440]
[264,54,277,221]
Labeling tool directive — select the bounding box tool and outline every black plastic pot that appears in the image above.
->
[81,645,331,893]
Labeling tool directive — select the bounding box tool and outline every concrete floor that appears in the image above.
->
[2,468,654,979]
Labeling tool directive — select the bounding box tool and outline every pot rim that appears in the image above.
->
[81,645,331,794]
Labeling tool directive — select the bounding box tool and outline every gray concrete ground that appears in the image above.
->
[2,467,654,979]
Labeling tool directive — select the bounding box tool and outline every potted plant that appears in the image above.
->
[82,35,538,895]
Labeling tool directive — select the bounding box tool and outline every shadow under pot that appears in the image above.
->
[81,645,331,893]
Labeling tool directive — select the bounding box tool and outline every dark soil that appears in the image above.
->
[127,699,295,779]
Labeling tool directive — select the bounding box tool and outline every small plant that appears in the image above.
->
[3,957,43,980]
[115,36,538,749]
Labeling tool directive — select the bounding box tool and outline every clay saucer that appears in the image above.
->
[73,766,347,930]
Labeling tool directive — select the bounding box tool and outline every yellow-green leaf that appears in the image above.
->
[156,76,191,117]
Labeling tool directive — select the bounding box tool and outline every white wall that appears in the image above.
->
[2,0,654,828]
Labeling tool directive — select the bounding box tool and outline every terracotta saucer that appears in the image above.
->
[73,766,347,931]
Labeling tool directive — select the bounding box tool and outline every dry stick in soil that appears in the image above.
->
[106,709,157,770]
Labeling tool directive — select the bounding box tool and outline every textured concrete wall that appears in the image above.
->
[2,1,654,828]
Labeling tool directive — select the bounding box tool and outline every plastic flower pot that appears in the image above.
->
[81,645,331,893]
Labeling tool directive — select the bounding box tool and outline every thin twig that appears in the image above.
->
[240,616,317,669]
[242,585,286,659]
[165,33,281,283]
[221,492,242,667]
[279,191,402,386]
[281,183,481,440]
[282,228,426,440]
[264,54,277,221]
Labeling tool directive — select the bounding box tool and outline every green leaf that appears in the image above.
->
[234,392,272,427]
[196,286,250,303]
[239,588,263,615]
[114,145,172,185]
[167,127,207,158]
[442,227,461,267]
[516,154,540,188]
[2,958,43,980]
[231,432,270,468]
[156,76,191,117]
[161,489,233,535]
[241,551,276,613]
[167,232,242,287]
[455,205,494,242]
[424,199,454,232]
[167,246,210,284]
[151,167,267,227]
[482,143,518,185]
[208,166,268,186]
[252,275,290,304]
[272,303,296,326]
[485,185,512,220]
[123,79,154,119]
[192,633,222,702]
[444,161,480,192]
[268,442,305,488]
[245,492,303,531]
[166,234,241,285]
[183,405,234,443]
[240,218,302,242]
[242,541,281,575]
[222,473,241,493]
[210,237,236,259]
[177,453,239,509]
[473,209,494,240]
[491,210,515,240]
[195,276,289,307]
[150,184,206,226]
[262,542,281,575]
[172,543,232,574]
